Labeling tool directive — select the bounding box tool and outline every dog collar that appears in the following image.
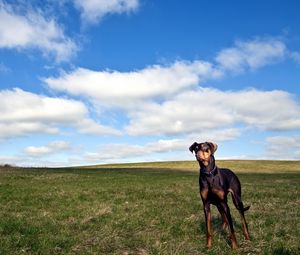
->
[202,166,218,177]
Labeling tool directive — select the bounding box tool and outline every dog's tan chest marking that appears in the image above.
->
[212,189,225,200]
[200,188,209,200]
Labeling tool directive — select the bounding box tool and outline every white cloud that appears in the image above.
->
[290,51,300,65]
[0,122,58,139]
[82,139,195,164]
[73,0,139,24]
[80,129,241,164]
[0,62,10,72]
[44,38,291,111]
[0,155,23,166]
[0,1,77,61]
[0,88,120,139]
[24,140,71,157]
[215,38,286,72]
[76,118,121,135]
[125,88,300,135]
[44,60,221,108]
[186,128,242,145]
[43,37,300,139]
[265,135,300,160]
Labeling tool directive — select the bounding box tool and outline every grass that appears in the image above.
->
[84,160,300,173]
[0,161,299,254]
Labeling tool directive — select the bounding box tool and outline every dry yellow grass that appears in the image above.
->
[83,160,300,173]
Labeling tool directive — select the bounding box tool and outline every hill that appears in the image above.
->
[81,160,300,173]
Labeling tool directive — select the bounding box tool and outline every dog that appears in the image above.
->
[189,141,250,249]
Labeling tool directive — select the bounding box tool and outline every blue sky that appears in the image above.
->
[0,0,300,167]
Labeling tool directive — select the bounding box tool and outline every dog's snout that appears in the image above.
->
[196,150,211,161]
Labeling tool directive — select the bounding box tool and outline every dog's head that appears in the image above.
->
[189,142,218,163]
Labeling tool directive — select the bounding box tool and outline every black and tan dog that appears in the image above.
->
[189,142,250,249]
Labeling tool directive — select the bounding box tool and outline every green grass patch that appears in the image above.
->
[0,161,299,254]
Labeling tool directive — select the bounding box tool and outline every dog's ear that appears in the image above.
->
[189,142,198,153]
[208,142,218,154]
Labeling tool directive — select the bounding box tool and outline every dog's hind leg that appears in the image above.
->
[217,204,228,230]
[219,201,238,249]
[230,189,250,240]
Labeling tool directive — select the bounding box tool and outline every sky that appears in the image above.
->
[0,0,300,167]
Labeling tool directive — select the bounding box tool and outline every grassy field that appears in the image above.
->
[0,161,299,254]
[84,160,300,173]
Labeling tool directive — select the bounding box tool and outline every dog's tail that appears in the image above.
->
[231,192,250,213]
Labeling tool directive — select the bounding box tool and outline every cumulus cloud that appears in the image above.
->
[24,140,71,157]
[44,38,291,109]
[0,1,77,61]
[0,155,23,166]
[44,60,221,107]
[0,88,120,139]
[73,0,139,24]
[43,37,300,139]
[215,38,286,72]
[265,135,300,160]
[126,88,300,135]
[82,138,203,163]
[0,62,10,72]
[290,51,300,65]
[80,129,241,164]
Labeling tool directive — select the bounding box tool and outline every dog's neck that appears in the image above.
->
[198,155,216,173]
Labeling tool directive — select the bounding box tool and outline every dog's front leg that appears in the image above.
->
[203,202,212,248]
